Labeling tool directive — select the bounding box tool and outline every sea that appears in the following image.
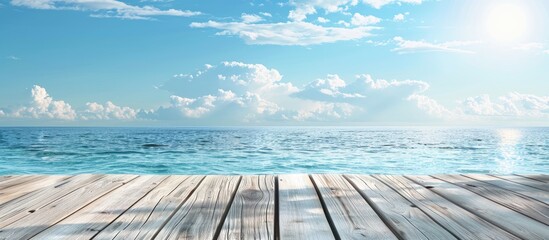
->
[0,127,547,175]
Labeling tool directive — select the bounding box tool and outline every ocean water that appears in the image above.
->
[0,127,547,175]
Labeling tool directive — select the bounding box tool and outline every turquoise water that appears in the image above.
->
[0,127,547,175]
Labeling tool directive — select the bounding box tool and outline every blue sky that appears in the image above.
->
[0,0,548,126]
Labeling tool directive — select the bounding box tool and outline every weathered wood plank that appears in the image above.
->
[345,175,456,240]
[0,175,137,239]
[278,174,334,240]
[311,174,396,240]
[32,175,167,239]
[518,174,549,183]
[0,175,69,205]
[407,175,549,240]
[218,175,275,240]
[155,175,241,240]
[436,174,549,225]
[465,174,549,204]
[94,175,204,240]
[493,175,549,192]
[0,175,39,190]
[376,175,518,240]
[0,174,104,228]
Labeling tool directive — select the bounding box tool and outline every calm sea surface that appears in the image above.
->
[0,127,547,175]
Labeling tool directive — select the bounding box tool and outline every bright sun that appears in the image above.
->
[485,3,529,43]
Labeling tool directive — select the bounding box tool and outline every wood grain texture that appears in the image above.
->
[311,174,397,240]
[0,174,104,228]
[278,174,335,240]
[32,175,167,240]
[0,175,137,239]
[494,175,549,192]
[155,175,241,240]
[94,175,204,240]
[518,174,549,183]
[435,174,549,225]
[407,175,549,240]
[345,175,456,240]
[465,174,549,204]
[0,176,66,205]
[375,175,518,240]
[0,175,69,205]
[218,175,275,240]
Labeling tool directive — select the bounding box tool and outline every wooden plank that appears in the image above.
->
[218,175,275,240]
[0,175,104,228]
[0,175,39,189]
[376,175,518,240]
[0,175,69,205]
[94,175,204,240]
[407,175,549,240]
[155,175,241,239]
[465,174,549,205]
[0,175,137,239]
[32,175,167,239]
[518,174,549,183]
[278,174,334,240]
[493,175,549,192]
[435,175,549,225]
[311,174,397,240]
[345,175,456,240]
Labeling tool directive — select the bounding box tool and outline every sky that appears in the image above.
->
[0,0,548,126]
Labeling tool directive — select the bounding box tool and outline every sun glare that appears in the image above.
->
[485,3,529,43]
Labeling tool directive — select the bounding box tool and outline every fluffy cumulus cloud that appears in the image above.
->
[351,13,381,26]
[190,21,376,46]
[12,85,77,120]
[155,62,441,123]
[458,93,549,118]
[392,36,481,54]
[10,0,200,20]
[83,101,138,120]
[149,61,303,122]
[2,85,138,122]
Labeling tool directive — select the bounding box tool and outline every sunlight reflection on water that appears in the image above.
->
[496,129,522,174]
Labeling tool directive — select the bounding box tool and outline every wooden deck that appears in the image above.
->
[0,174,547,239]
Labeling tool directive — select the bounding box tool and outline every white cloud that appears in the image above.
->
[151,61,301,122]
[408,94,454,119]
[393,13,405,21]
[260,12,272,17]
[363,0,422,9]
[241,13,263,23]
[337,20,351,27]
[10,0,200,20]
[288,0,352,22]
[392,36,480,54]
[317,17,330,23]
[0,110,5,117]
[13,85,77,120]
[83,101,138,120]
[190,20,376,46]
[351,13,381,26]
[287,0,420,22]
[458,93,549,118]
